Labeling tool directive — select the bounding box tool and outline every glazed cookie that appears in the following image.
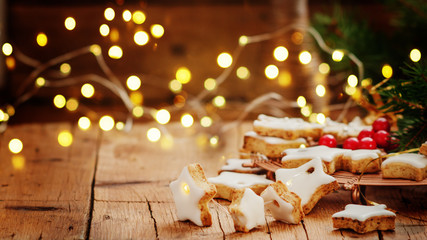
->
[219,158,264,174]
[420,141,427,156]
[253,114,323,140]
[169,163,217,226]
[208,172,273,201]
[341,149,383,174]
[281,145,350,174]
[242,131,307,159]
[275,157,340,214]
[332,204,396,233]
[229,188,266,232]
[381,153,427,181]
[323,117,371,144]
[260,181,304,224]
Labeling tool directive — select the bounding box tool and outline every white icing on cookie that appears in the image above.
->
[208,172,273,189]
[343,149,382,161]
[275,157,336,207]
[169,166,208,226]
[282,145,350,163]
[244,131,307,145]
[323,117,371,138]
[231,188,265,231]
[261,184,299,224]
[382,153,427,168]
[254,114,322,131]
[332,204,396,221]
[220,158,262,172]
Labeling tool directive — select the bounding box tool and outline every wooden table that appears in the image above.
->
[1,122,426,239]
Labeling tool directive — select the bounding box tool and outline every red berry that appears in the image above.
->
[343,137,360,150]
[359,137,377,149]
[358,129,374,141]
[319,134,337,148]
[372,117,390,132]
[373,130,390,148]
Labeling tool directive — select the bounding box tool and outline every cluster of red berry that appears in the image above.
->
[318,117,398,151]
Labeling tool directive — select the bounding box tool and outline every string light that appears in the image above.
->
[60,63,71,74]
[299,51,311,64]
[200,116,213,127]
[217,52,233,68]
[78,117,91,130]
[35,77,46,87]
[265,64,279,79]
[316,113,326,124]
[236,66,250,80]
[64,17,76,31]
[147,127,161,142]
[169,79,182,93]
[134,31,149,46]
[53,95,66,108]
[318,63,330,74]
[315,84,326,97]
[99,115,115,131]
[132,106,144,118]
[104,8,115,21]
[2,43,13,56]
[239,35,249,46]
[12,155,25,170]
[410,49,421,62]
[212,96,226,108]
[99,24,110,37]
[122,10,132,22]
[347,75,358,87]
[9,138,23,154]
[155,109,171,125]
[81,83,95,98]
[209,136,219,147]
[126,75,141,91]
[297,96,306,108]
[176,67,191,84]
[130,92,143,105]
[151,24,164,38]
[108,45,123,59]
[301,105,311,117]
[273,46,289,62]
[345,85,357,96]
[381,64,393,78]
[204,78,217,91]
[278,71,292,87]
[181,114,194,128]
[36,33,48,47]
[132,11,146,24]
[116,121,125,130]
[58,130,73,147]
[332,50,344,62]
[66,98,79,111]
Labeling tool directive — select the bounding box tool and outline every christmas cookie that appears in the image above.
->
[332,204,396,233]
[275,157,340,214]
[253,114,323,140]
[219,158,264,174]
[242,131,307,159]
[341,149,383,174]
[260,181,304,224]
[381,153,427,181]
[208,172,273,201]
[420,141,427,156]
[281,145,350,174]
[229,188,266,232]
[323,117,371,144]
[169,163,217,226]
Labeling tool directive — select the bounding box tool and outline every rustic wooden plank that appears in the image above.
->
[0,123,99,239]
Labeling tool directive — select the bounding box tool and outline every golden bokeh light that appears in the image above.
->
[239,35,249,46]
[297,96,306,108]
[204,78,217,91]
[60,63,71,74]
[236,66,250,80]
[134,31,149,46]
[315,84,326,97]
[174,95,186,108]
[147,127,161,142]
[66,98,79,111]
[217,52,233,68]
[130,91,143,105]
[265,64,279,79]
[58,130,73,147]
[90,44,101,56]
[382,64,393,79]
[78,116,91,130]
[9,138,23,154]
[132,11,146,24]
[176,67,191,84]
[200,116,213,128]
[299,51,311,64]
[12,155,25,170]
[81,83,95,98]
[347,75,358,87]
[410,49,421,62]
[99,115,115,131]
[181,114,194,128]
[212,96,226,108]
[318,63,330,74]
[151,24,164,38]
[108,45,123,59]
[169,79,182,93]
[160,135,174,150]
[35,77,46,87]
[132,106,144,118]
[316,113,326,124]
[332,50,344,62]
[64,17,76,31]
[104,7,115,21]
[278,71,292,87]
[301,105,311,117]
[2,43,13,56]
[210,136,219,147]
[0,109,5,121]
[122,10,132,22]
[53,94,66,108]
[99,24,110,37]
[361,78,372,87]
[5,56,15,70]
[273,46,289,62]
[36,32,48,47]
[345,85,357,96]
[291,31,304,45]
[116,121,125,131]
[156,109,171,125]
[126,75,141,91]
